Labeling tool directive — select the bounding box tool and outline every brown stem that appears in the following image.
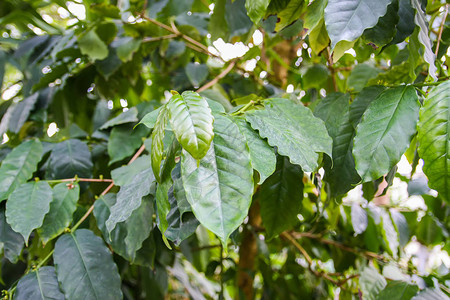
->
[196,61,236,92]
[142,34,178,42]
[435,4,449,57]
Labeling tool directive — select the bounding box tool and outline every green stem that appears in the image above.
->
[229,101,255,116]
[36,250,55,269]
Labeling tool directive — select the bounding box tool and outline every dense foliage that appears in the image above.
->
[0,0,450,299]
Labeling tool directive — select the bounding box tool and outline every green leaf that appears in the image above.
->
[185,63,209,87]
[314,93,360,195]
[389,0,415,45]
[181,114,253,245]
[0,139,43,201]
[53,229,122,300]
[1,93,39,134]
[415,215,444,245]
[139,106,163,130]
[225,0,254,39]
[353,86,419,182]
[411,0,437,80]
[245,0,270,24]
[349,86,386,128]
[412,288,448,300]
[380,210,399,257]
[99,107,138,130]
[351,203,368,234]
[0,206,24,263]
[260,155,303,238]
[6,181,52,245]
[246,98,332,172]
[167,91,214,160]
[390,209,410,247]
[347,64,381,92]
[78,29,108,61]
[376,281,418,300]
[274,0,305,32]
[106,168,154,233]
[303,64,330,90]
[417,81,450,201]
[363,1,399,46]
[233,116,276,184]
[38,183,79,244]
[304,0,326,30]
[209,0,229,41]
[108,124,149,165]
[360,266,387,300]
[14,266,64,300]
[309,18,330,55]
[48,139,93,179]
[325,0,392,49]
[116,37,141,62]
[152,105,169,182]
[111,155,151,186]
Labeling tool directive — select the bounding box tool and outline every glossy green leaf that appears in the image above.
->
[152,104,169,182]
[246,98,332,172]
[274,0,305,31]
[380,210,399,257]
[325,0,392,49]
[167,91,214,160]
[314,93,360,195]
[0,139,43,201]
[6,181,52,245]
[139,106,163,130]
[304,0,326,30]
[411,0,437,80]
[99,107,138,130]
[353,86,419,182]
[54,229,122,300]
[47,139,93,179]
[389,0,415,45]
[0,206,24,263]
[78,29,108,61]
[106,168,155,233]
[14,266,64,300]
[351,203,367,234]
[108,124,149,165]
[377,281,418,300]
[111,155,151,186]
[39,183,79,244]
[412,288,448,300]
[417,81,450,201]
[363,1,399,46]
[245,0,270,24]
[260,155,303,239]
[181,114,253,245]
[360,266,387,300]
[233,116,276,184]
[309,18,330,54]
[349,86,386,128]
[171,163,192,216]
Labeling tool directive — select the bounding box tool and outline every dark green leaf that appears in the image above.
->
[1,93,39,134]
[363,1,399,46]
[99,107,138,130]
[167,91,214,160]
[39,183,79,244]
[246,98,332,172]
[78,29,108,61]
[152,105,169,182]
[325,0,392,49]
[181,114,253,245]
[274,0,305,32]
[185,63,209,87]
[48,139,93,179]
[417,81,450,201]
[53,229,122,300]
[376,281,418,300]
[14,266,64,300]
[108,124,149,165]
[116,37,141,62]
[0,206,24,263]
[349,86,386,128]
[260,155,303,238]
[225,0,254,39]
[0,139,43,201]
[6,181,52,245]
[347,64,381,92]
[353,86,419,182]
[389,0,415,45]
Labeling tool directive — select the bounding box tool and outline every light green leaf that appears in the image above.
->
[351,203,368,234]
[53,229,122,300]
[108,124,149,165]
[274,0,305,31]
[376,281,418,300]
[209,0,229,41]
[303,64,330,90]
[390,209,410,247]
[417,81,450,201]
[116,37,141,62]
[246,98,332,172]
[325,0,392,49]
[360,266,387,300]
[1,93,39,134]
[408,28,422,80]
[0,206,24,263]
[353,86,419,182]
[185,63,209,87]
[349,86,386,128]
[309,18,330,54]
[78,29,108,61]
[6,181,52,245]
[233,116,276,184]
[260,156,303,239]
[347,64,381,92]
[111,155,151,186]
[380,210,399,258]
[245,0,270,24]
[181,114,253,245]
[167,91,214,160]
[139,106,163,130]
[14,266,64,300]
[411,0,437,80]
[0,139,43,201]
[99,107,138,130]
[304,0,326,30]
[151,105,169,182]
[314,93,360,195]
[412,288,448,300]
[48,139,93,179]
[106,168,155,233]
[39,183,79,244]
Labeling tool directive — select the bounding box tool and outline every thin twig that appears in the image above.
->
[196,61,236,92]
[46,177,113,183]
[435,4,449,57]
[142,34,178,43]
